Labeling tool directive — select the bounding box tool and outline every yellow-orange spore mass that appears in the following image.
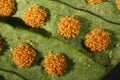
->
[12,44,36,67]
[116,0,120,9]
[44,53,67,76]
[0,0,15,17]
[58,16,80,39]
[89,0,103,4]
[85,28,110,52]
[23,5,47,28]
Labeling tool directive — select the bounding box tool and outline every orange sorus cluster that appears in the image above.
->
[12,43,36,67]
[116,0,120,9]
[58,16,80,39]
[12,43,67,76]
[23,5,47,28]
[85,28,110,52]
[88,0,104,4]
[44,53,67,76]
[0,0,15,17]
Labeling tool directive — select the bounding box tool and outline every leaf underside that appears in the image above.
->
[0,0,120,80]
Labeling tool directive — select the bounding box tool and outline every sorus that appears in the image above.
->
[12,43,36,67]
[85,28,110,52]
[0,0,15,17]
[23,5,47,28]
[116,0,120,9]
[44,53,67,76]
[58,16,80,39]
[89,0,103,4]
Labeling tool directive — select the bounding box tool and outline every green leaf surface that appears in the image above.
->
[13,0,120,68]
[0,0,120,79]
[0,22,105,80]
[0,70,24,80]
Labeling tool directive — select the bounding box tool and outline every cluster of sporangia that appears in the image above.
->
[0,0,119,76]
[12,43,67,76]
